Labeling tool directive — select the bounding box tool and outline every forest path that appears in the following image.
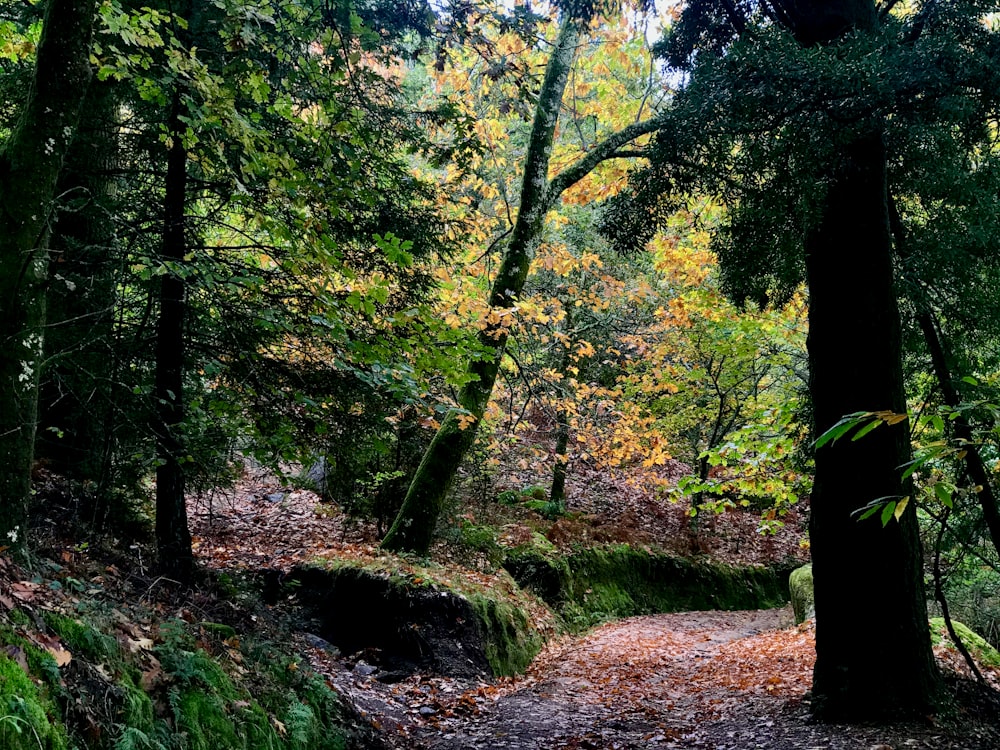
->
[312,607,994,750]
[409,607,839,749]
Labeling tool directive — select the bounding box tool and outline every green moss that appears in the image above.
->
[0,621,62,689]
[43,611,119,664]
[198,622,236,640]
[468,594,543,676]
[173,687,241,750]
[929,618,1000,668]
[0,653,68,750]
[788,564,814,624]
[208,640,349,750]
[118,675,155,734]
[502,547,570,607]
[513,544,792,632]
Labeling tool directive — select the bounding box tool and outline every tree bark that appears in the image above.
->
[381,17,581,554]
[549,304,575,510]
[0,0,97,553]
[778,0,941,720]
[806,128,939,718]
[887,195,1000,560]
[39,78,119,498]
[382,12,668,554]
[154,90,194,581]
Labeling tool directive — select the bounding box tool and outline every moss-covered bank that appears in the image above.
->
[0,601,377,750]
[284,559,547,678]
[504,543,793,631]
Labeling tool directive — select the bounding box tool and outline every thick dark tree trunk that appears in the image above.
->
[806,129,939,719]
[154,91,193,581]
[39,78,119,497]
[0,0,97,553]
[776,0,941,720]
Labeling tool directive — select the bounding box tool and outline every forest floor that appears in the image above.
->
[305,608,1000,750]
[176,467,1000,750]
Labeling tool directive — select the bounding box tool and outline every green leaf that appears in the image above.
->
[814,412,869,449]
[880,500,897,527]
[857,503,882,521]
[850,418,881,442]
[933,483,953,508]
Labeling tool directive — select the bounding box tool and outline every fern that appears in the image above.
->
[114,726,168,750]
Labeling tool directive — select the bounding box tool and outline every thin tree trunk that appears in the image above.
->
[549,305,575,509]
[0,0,97,553]
[886,193,1000,565]
[381,17,581,554]
[915,311,1000,554]
[154,90,193,580]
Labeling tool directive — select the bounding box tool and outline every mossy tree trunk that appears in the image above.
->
[381,17,582,554]
[382,16,666,554]
[0,0,97,553]
[38,78,119,499]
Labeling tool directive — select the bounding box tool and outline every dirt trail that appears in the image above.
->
[415,608,801,749]
[308,607,1000,750]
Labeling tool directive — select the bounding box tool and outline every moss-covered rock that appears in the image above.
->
[504,543,793,632]
[567,545,791,627]
[789,563,814,624]
[502,547,571,607]
[285,561,546,678]
[929,617,1000,669]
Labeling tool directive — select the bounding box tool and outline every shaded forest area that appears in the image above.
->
[3,0,1000,747]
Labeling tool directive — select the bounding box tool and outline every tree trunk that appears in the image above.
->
[549,309,575,510]
[887,195,1000,559]
[806,128,939,718]
[154,90,193,580]
[779,0,940,720]
[39,78,119,499]
[381,17,581,554]
[916,311,1000,555]
[0,0,97,553]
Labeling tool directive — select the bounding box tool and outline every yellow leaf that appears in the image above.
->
[893,496,909,521]
[48,647,72,668]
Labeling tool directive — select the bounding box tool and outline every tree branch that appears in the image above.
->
[547,114,666,202]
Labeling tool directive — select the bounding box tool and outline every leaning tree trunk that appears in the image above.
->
[381,18,581,554]
[153,90,194,581]
[806,128,939,719]
[888,194,1000,558]
[0,0,97,554]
